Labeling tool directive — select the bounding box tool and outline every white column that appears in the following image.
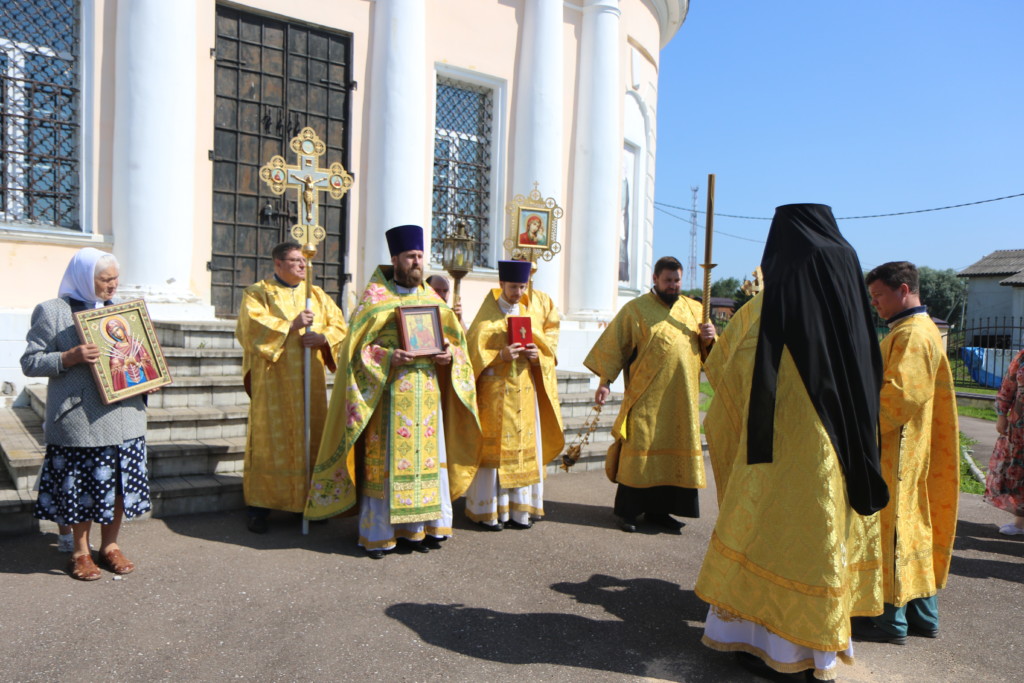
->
[568,0,621,318]
[511,0,564,297]
[111,0,207,317]
[363,0,427,282]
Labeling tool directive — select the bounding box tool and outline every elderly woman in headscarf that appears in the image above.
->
[22,248,152,581]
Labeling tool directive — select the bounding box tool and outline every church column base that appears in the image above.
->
[115,284,217,321]
[556,319,613,381]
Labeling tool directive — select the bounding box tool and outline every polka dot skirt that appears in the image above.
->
[33,436,151,525]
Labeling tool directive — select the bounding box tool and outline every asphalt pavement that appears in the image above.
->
[1,445,1021,683]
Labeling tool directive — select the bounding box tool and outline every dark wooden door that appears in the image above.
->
[211,5,354,317]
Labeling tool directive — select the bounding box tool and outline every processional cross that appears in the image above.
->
[258,126,353,536]
[260,126,353,256]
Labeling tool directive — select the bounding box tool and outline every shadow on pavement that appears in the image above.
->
[949,519,1024,584]
[386,573,737,681]
[0,531,75,577]
[159,509,364,557]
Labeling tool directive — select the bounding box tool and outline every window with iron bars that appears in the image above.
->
[0,0,80,230]
[431,76,492,267]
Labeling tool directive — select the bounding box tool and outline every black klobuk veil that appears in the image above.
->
[747,203,889,515]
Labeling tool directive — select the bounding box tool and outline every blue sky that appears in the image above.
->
[652,1,1022,288]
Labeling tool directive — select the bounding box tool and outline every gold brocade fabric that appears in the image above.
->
[878,314,960,606]
[235,279,347,512]
[696,294,883,652]
[582,291,706,489]
[467,290,565,488]
[305,267,481,522]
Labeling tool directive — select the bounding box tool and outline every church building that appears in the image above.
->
[0,0,689,402]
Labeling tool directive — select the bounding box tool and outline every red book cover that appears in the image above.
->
[508,316,533,345]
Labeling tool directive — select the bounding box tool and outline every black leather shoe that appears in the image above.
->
[908,623,939,639]
[475,521,503,532]
[397,538,430,553]
[619,517,637,533]
[366,548,385,560]
[851,617,907,645]
[421,536,443,549]
[734,652,811,680]
[505,519,533,530]
[246,515,269,534]
[646,513,685,531]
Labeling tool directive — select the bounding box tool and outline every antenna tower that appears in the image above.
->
[688,185,699,290]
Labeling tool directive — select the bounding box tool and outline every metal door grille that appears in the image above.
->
[212,5,353,317]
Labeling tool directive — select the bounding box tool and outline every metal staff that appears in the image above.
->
[700,173,717,324]
[300,243,316,536]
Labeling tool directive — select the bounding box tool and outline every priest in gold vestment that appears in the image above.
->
[236,242,347,533]
[464,260,564,530]
[696,204,889,681]
[584,256,716,533]
[305,225,481,559]
[853,261,959,645]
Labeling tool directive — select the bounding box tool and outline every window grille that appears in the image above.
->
[0,0,80,229]
[431,76,492,267]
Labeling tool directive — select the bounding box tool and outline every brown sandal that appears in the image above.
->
[98,548,135,575]
[68,554,101,581]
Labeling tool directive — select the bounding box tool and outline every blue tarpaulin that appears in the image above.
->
[960,347,1013,389]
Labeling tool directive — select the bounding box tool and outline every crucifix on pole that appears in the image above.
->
[259,126,353,534]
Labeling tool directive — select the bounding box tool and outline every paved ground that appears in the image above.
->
[1,444,1021,683]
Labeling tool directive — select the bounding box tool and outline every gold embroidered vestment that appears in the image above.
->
[235,279,347,512]
[467,290,564,488]
[878,313,959,606]
[583,291,706,489]
[305,267,480,523]
[695,295,883,652]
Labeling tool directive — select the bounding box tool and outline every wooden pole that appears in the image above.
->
[700,173,717,324]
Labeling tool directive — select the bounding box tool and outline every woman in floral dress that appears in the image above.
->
[985,348,1024,535]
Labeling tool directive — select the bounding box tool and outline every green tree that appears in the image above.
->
[682,287,702,300]
[918,266,966,327]
[711,277,742,298]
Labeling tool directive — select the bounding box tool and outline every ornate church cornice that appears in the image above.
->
[648,0,690,48]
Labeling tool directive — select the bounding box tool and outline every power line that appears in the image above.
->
[655,191,1024,221]
[655,206,766,243]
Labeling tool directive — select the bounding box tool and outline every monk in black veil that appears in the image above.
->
[695,203,887,681]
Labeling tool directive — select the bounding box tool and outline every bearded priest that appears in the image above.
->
[305,225,481,559]
[584,256,716,534]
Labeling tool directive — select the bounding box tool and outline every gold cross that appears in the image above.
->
[259,127,353,251]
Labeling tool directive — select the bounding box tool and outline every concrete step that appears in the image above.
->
[162,346,243,377]
[148,437,245,479]
[557,391,621,418]
[561,411,617,444]
[556,370,592,395]
[149,473,244,518]
[154,319,239,350]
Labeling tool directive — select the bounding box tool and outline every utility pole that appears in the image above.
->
[688,185,699,291]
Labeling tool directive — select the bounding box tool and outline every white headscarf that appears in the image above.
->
[57,247,110,307]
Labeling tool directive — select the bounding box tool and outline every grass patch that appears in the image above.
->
[959,431,986,494]
[958,405,999,421]
[960,456,986,494]
[699,380,714,413]
[698,381,715,433]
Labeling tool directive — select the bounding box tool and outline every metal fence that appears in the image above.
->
[947,316,1023,390]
